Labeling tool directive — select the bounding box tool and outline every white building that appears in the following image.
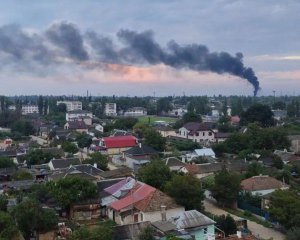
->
[66,110,93,126]
[178,122,216,143]
[105,103,117,116]
[56,101,82,111]
[22,105,39,115]
[124,107,147,117]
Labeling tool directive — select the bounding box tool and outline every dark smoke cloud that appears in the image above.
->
[46,22,88,61]
[0,22,260,95]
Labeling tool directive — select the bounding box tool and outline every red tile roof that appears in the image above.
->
[102,135,137,149]
[241,175,285,191]
[109,184,155,211]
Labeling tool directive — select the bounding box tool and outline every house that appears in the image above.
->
[181,163,223,179]
[95,124,104,133]
[105,103,117,116]
[124,107,147,117]
[48,164,103,182]
[178,122,216,143]
[214,132,231,143]
[167,106,187,117]
[154,125,177,138]
[70,198,101,221]
[21,105,39,115]
[57,101,82,111]
[272,109,287,121]
[186,148,216,161]
[107,182,185,225]
[168,210,216,240]
[100,135,137,155]
[241,175,289,196]
[163,157,186,171]
[66,110,93,125]
[274,149,300,164]
[64,121,88,133]
[99,166,133,180]
[288,135,300,153]
[113,221,153,240]
[48,158,81,170]
[121,144,159,172]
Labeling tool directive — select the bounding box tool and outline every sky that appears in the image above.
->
[0,0,299,96]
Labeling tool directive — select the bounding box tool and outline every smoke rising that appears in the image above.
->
[0,22,260,95]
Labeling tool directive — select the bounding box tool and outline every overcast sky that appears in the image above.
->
[0,0,299,96]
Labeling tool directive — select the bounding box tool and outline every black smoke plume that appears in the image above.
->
[0,22,260,95]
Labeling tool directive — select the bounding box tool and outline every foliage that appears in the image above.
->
[169,139,200,151]
[0,157,15,168]
[0,195,8,211]
[157,97,173,114]
[182,111,202,123]
[62,141,79,154]
[138,226,155,240]
[241,103,274,127]
[86,152,109,170]
[70,222,114,240]
[11,120,35,136]
[26,149,59,165]
[144,128,166,151]
[76,133,92,148]
[12,198,58,238]
[165,174,204,211]
[12,170,34,180]
[215,214,237,237]
[201,175,215,190]
[211,168,241,207]
[239,192,261,208]
[213,123,290,156]
[47,176,98,208]
[137,159,172,190]
[268,190,300,229]
[245,162,265,178]
[0,211,19,239]
[286,227,300,240]
[272,101,286,110]
[113,117,138,130]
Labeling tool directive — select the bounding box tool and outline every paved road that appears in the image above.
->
[204,199,286,240]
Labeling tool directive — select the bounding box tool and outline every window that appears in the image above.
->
[140,213,143,221]
[196,132,199,136]
[203,132,205,136]
[209,132,212,136]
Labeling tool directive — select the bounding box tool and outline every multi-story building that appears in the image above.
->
[21,105,39,115]
[66,110,93,126]
[124,107,147,117]
[105,103,117,116]
[56,101,82,112]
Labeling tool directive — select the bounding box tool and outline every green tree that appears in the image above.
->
[114,117,138,130]
[215,214,237,237]
[11,120,35,136]
[241,103,274,127]
[211,168,241,207]
[86,152,109,170]
[76,133,92,148]
[0,211,19,239]
[62,141,79,154]
[0,195,8,211]
[70,222,114,240]
[38,95,44,115]
[144,128,166,151]
[272,101,286,110]
[26,149,58,165]
[137,159,172,190]
[165,174,204,211]
[138,226,155,240]
[182,111,202,123]
[12,170,34,180]
[287,227,300,240]
[12,199,58,239]
[47,176,98,209]
[268,190,300,229]
[0,157,15,168]
[245,162,265,178]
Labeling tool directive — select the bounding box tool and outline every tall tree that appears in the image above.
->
[241,103,274,127]
[0,211,19,239]
[86,152,109,170]
[137,159,172,190]
[38,95,44,115]
[165,174,204,211]
[144,128,166,151]
[211,168,241,207]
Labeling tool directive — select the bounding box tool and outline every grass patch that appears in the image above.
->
[138,115,177,124]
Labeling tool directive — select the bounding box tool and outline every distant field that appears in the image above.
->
[137,116,178,124]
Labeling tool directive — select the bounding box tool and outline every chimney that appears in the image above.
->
[161,205,167,221]
[139,143,142,148]
[236,231,242,238]
[94,163,97,169]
